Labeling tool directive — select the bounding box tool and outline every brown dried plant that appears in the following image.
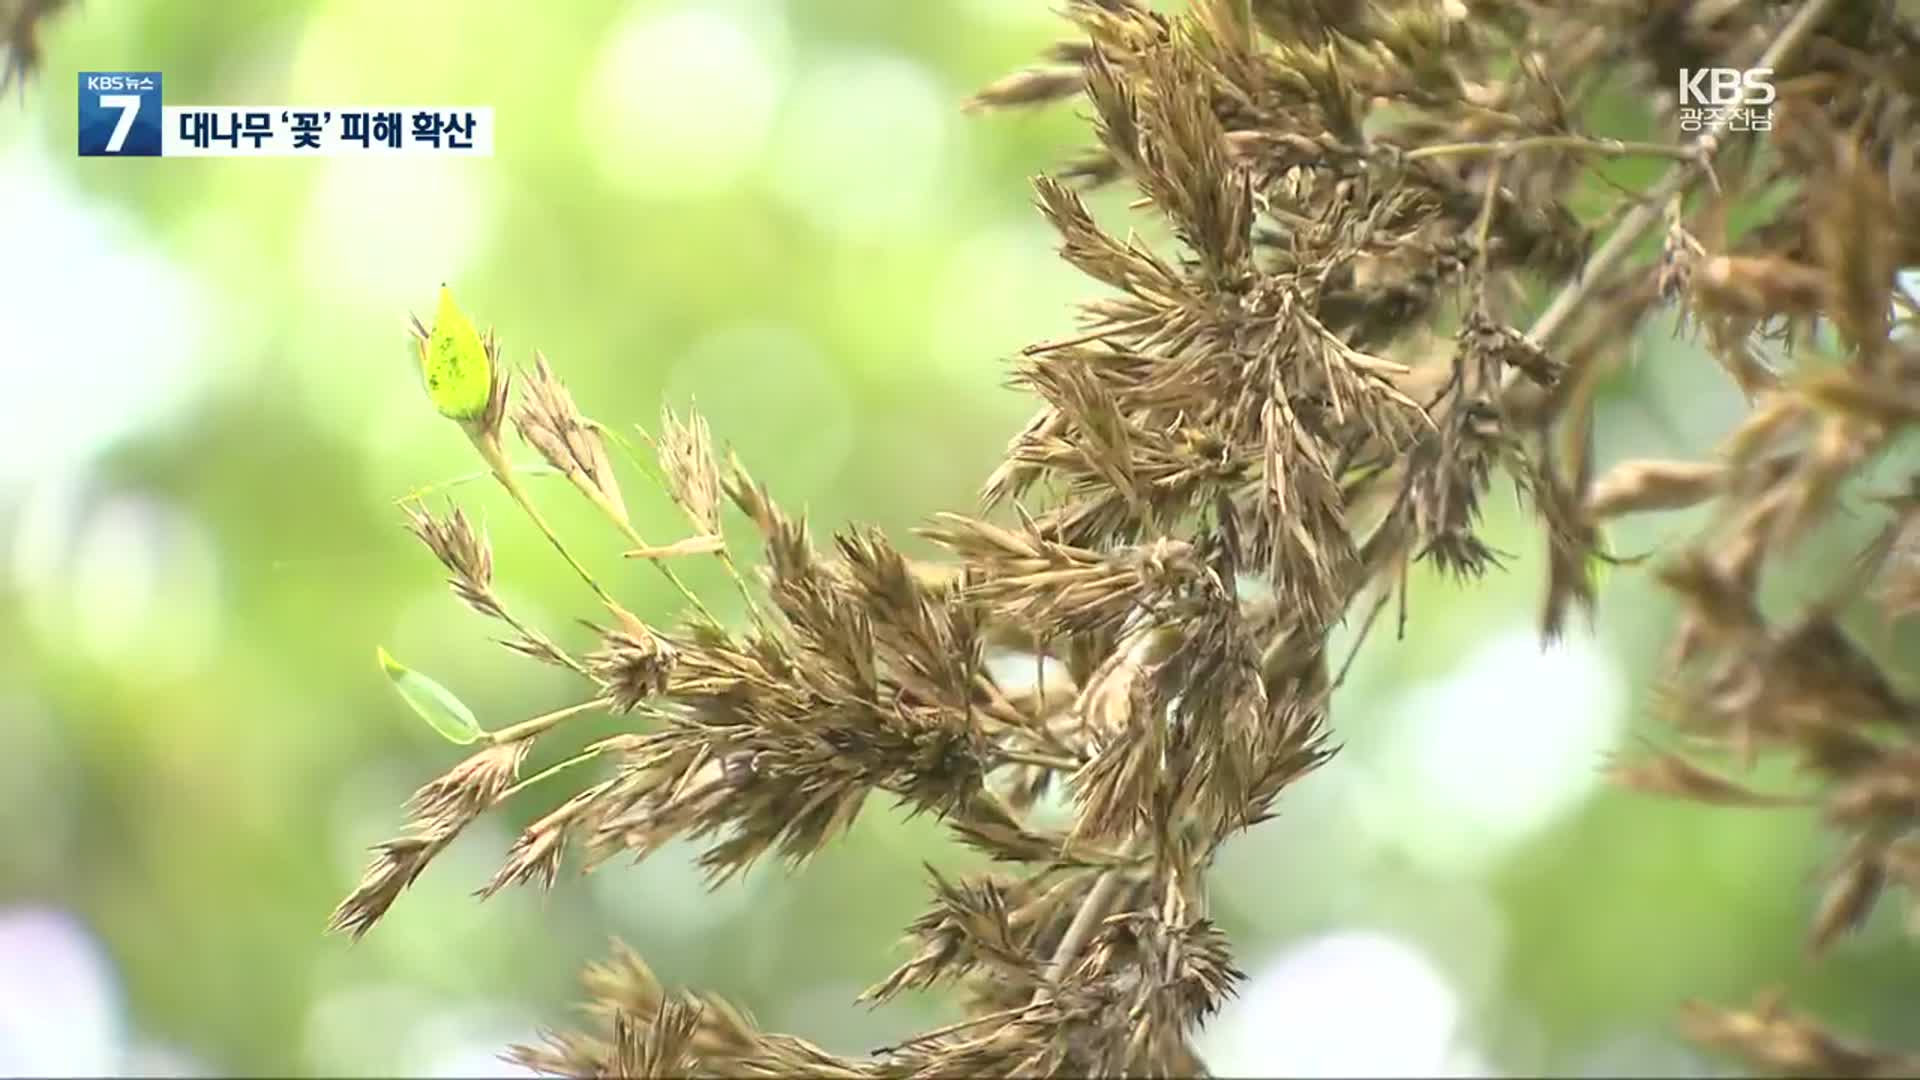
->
[330,1,1920,1075]
[0,0,71,94]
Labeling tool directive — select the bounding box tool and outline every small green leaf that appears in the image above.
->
[377,646,485,744]
[418,285,492,421]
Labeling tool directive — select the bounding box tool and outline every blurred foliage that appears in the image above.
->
[0,1,1914,1076]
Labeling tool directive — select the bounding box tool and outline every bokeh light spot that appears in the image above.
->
[581,3,787,197]
[0,908,124,1077]
[767,53,951,238]
[1362,628,1624,872]
[14,482,225,677]
[1203,930,1481,1077]
[0,147,209,490]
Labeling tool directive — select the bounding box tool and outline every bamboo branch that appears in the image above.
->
[1517,0,1841,359]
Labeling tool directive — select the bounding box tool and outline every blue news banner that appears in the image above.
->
[78,72,493,157]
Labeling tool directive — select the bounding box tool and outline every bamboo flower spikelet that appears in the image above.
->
[331,1,1920,1075]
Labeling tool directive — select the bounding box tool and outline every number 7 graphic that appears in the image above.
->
[99,94,141,153]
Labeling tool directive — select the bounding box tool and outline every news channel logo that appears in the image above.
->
[77,71,494,157]
[77,72,162,156]
[1677,67,1775,134]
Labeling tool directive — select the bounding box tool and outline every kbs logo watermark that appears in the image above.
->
[1678,67,1775,134]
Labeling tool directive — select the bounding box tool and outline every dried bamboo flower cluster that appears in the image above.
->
[0,0,70,92]
[328,738,531,940]
[327,0,1920,1075]
[517,353,630,527]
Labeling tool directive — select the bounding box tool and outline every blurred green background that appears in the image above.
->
[1,1,1915,1076]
